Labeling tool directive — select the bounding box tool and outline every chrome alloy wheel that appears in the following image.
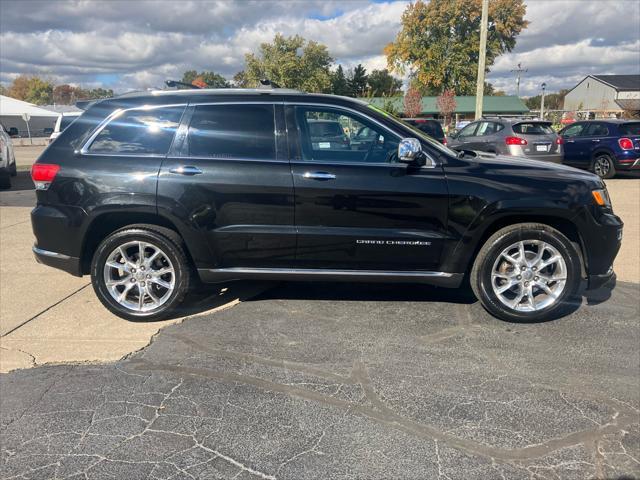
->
[491,240,567,312]
[594,156,611,178]
[103,241,175,312]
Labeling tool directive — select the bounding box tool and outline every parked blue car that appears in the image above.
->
[559,120,640,178]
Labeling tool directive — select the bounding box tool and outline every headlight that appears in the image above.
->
[591,188,611,208]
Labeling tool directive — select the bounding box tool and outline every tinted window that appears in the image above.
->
[512,122,554,135]
[585,123,609,136]
[562,123,584,137]
[188,104,275,159]
[60,115,79,131]
[619,123,640,135]
[296,107,399,163]
[88,106,184,155]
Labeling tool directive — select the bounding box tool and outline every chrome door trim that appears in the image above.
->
[33,246,72,260]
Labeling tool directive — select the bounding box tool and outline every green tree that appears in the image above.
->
[525,89,569,111]
[84,88,114,99]
[348,64,368,97]
[232,70,249,88]
[367,69,403,96]
[7,75,54,105]
[484,82,506,96]
[181,70,229,88]
[331,65,350,96]
[244,34,333,92]
[385,0,528,95]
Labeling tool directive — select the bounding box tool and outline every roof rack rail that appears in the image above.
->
[165,80,203,89]
[258,78,281,89]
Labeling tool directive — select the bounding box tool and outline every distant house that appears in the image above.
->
[563,75,640,115]
[363,95,529,121]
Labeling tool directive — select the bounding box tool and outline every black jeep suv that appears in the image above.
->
[31,88,622,322]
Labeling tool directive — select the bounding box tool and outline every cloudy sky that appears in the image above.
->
[0,0,639,96]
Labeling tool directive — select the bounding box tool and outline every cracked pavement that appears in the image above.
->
[2,280,639,479]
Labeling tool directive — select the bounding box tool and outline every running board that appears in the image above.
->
[198,268,463,288]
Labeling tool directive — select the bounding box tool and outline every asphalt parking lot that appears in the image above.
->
[1,146,639,479]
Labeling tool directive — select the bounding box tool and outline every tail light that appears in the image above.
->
[505,136,527,146]
[618,137,634,150]
[555,137,564,145]
[31,163,60,190]
[442,137,447,146]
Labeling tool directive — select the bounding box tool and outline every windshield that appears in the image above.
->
[513,122,554,135]
[366,104,459,157]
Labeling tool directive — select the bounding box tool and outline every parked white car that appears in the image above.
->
[49,112,82,144]
[0,125,17,189]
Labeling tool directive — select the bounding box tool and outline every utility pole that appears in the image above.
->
[540,82,546,120]
[510,63,527,97]
[474,0,489,120]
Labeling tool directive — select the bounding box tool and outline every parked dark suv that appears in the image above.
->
[32,88,622,322]
[559,120,640,178]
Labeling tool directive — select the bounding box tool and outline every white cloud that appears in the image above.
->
[0,0,638,96]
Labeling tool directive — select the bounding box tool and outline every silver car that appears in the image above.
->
[0,126,17,189]
[447,118,563,163]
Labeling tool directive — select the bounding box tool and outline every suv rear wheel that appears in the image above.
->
[471,223,580,322]
[91,225,190,321]
[592,153,616,179]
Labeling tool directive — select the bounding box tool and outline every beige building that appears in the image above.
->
[563,74,640,116]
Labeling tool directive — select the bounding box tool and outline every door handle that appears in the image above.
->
[566,140,575,143]
[169,165,203,175]
[303,172,336,181]
[592,139,600,142]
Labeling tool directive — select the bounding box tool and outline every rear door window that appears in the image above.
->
[619,123,640,136]
[513,122,554,135]
[561,123,585,137]
[187,104,276,160]
[87,106,185,155]
[457,122,479,138]
[584,123,610,137]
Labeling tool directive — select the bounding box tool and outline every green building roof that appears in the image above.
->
[362,95,529,115]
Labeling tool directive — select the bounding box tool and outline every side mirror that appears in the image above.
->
[398,138,422,163]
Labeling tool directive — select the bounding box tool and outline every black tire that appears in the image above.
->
[592,153,616,179]
[0,174,10,189]
[470,223,581,322]
[91,225,191,321]
[10,161,17,176]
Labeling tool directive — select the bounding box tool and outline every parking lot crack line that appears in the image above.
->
[0,283,90,337]
[129,358,640,464]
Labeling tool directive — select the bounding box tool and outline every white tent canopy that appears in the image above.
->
[1,95,58,137]
[0,95,58,117]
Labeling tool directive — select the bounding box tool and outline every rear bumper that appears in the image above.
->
[33,246,82,276]
[615,155,640,171]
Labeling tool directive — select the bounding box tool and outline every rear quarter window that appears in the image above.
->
[512,123,554,135]
[619,123,640,136]
[87,105,185,155]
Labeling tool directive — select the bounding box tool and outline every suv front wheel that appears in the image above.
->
[91,225,190,321]
[471,223,581,322]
